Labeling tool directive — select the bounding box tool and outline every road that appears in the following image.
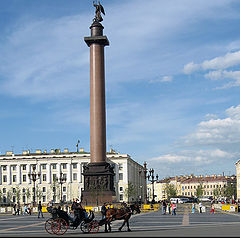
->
[0,205,240,237]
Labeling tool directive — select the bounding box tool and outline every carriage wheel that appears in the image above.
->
[55,218,68,235]
[80,221,89,233]
[51,219,60,235]
[89,220,99,233]
[45,218,54,234]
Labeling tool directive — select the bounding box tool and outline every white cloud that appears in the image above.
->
[149,149,231,165]
[183,105,240,145]
[183,62,200,74]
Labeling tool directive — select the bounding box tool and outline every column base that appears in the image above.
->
[81,162,116,206]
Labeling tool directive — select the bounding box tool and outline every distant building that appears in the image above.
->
[235,159,240,200]
[148,174,236,201]
[0,148,145,205]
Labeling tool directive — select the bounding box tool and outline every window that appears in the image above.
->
[191,186,192,189]
[63,195,66,202]
[63,187,66,192]
[120,194,123,200]
[32,165,36,170]
[42,164,46,170]
[72,163,77,169]
[42,187,46,192]
[53,174,57,181]
[13,188,16,193]
[22,188,25,193]
[3,188,6,193]
[42,196,46,202]
[188,186,189,189]
[23,196,26,203]
[120,187,123,191]
[52,164,57,169]
[23,175,26,182]
[194,186,196,189]
[13,175,16,182]
[22,165,26,170]
[13,196,16,203]
[63,174,67,180]
[12,165,16,171]
[119,173,123,180]
[42,174,47,181]
[3,166,7,171]
[3,175,7,182]
[119,164,123,170]
[73,173,77,181]
[62,163,67,169]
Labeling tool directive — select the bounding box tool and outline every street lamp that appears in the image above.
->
[147,168,159,203]
[139,162,148,204]
[28,166,41,207]
[56,172,67,204]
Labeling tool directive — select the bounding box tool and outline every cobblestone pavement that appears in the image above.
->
[0,205,240,237]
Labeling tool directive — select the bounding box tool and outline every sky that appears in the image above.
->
[0,0,240,179]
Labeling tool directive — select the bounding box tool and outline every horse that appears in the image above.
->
[104,203,141,232]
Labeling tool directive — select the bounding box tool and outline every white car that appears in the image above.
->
[199,197,211,202]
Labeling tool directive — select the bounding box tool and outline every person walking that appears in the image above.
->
[199,202,202,213]
[37,201,44,218]
[13,204,17,215]
[211,203,215,214]
[101,202,107,219]
[171,203,176,215]
[162,200,167,215]
[23,204,28,215]
[168,202,172,215]
[191,203,195,213]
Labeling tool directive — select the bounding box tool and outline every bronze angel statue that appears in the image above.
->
[93,1,105,22]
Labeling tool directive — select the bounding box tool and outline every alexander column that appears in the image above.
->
[82,2,115,205]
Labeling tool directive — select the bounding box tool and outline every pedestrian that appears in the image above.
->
[28,205,32,215]
[13,204,17,215]
[162,200,167,215]
[211,203,215,214]
[191,203,195,213]
[168,202,171,215]
[17,204,20,215]
[38,201,44,218]
[171,203,176,215]
[23,204,28,215]
[101,202,107,219]
[199,202,202,213]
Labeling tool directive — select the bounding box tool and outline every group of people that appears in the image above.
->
[162,200,177,215]
[191,201,215,214]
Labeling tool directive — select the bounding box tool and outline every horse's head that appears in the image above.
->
[130,203,141,214]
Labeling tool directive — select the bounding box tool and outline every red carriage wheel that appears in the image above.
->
[55,218,68,235]
[45,218,54,234]
[89,220,99,233]
[51,219,60,235]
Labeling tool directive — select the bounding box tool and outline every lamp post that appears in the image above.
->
[56,172,67,204]
[139,161,148,204]
[147,168,158,203]
[28,166,41,207]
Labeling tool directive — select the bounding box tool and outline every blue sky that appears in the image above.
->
[1,0,240,178]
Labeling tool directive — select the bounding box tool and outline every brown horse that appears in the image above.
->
[104,203,141,232]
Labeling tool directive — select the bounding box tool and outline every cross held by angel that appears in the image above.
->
[93,1,105,23]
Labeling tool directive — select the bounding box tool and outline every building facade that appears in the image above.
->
[0,148,145,205]
[148,174,236,201]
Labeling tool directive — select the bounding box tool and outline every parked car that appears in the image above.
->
[198,197,211,202]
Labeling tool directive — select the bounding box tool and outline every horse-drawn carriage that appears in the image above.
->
[45,207,100,235]
[45,203,141,235]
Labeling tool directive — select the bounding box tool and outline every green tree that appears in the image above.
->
[222,183,236,200]
[25,188,31,204]
[50,178,60,202]
[36,185,43,203]
[196,184,204,198]
[164,183,177,200]
[7,189,13,203]
[124,182,137,202]
[213,188,221,199]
